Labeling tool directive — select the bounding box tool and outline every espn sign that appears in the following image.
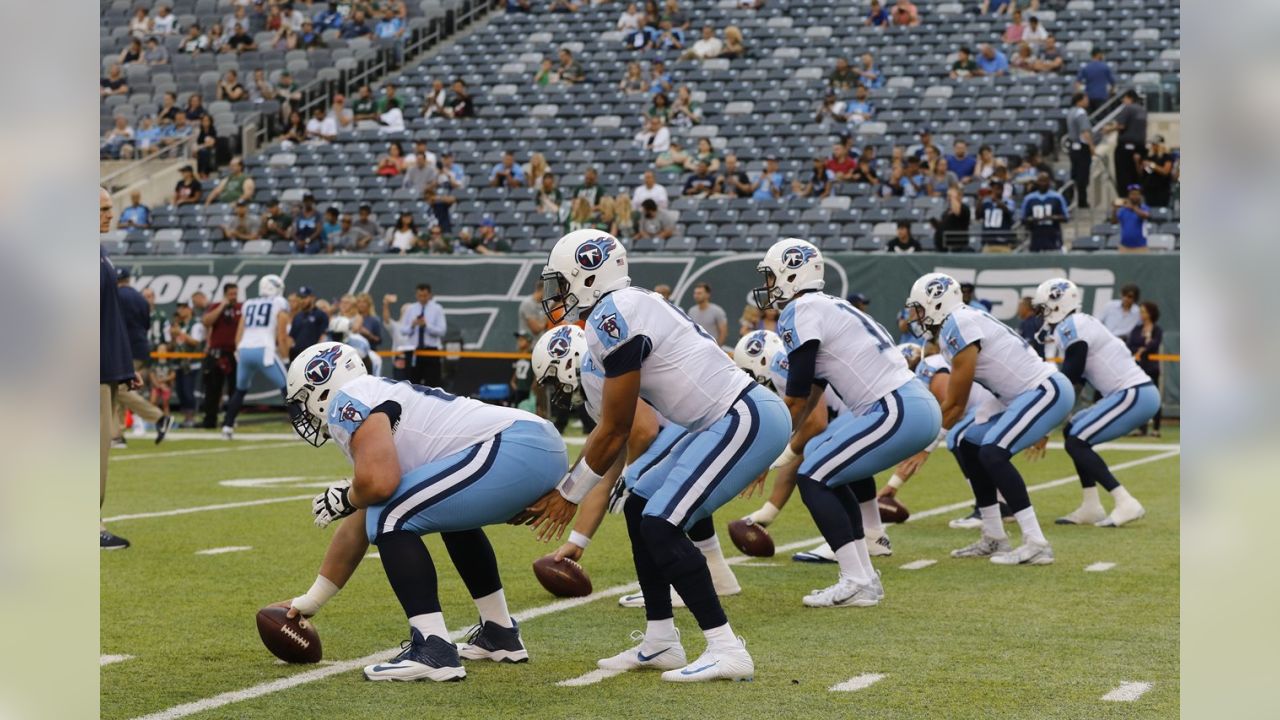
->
[933,266,1118,321]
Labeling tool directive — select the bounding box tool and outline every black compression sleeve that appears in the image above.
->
[603,335,652,377]
[369,400,403,431]
[785,340,819,398]
[1060,341,1088,386]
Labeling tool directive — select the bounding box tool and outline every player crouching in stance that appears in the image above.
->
[286,342,568,682]
[755,240,941,607]
[529,325,741,608]
[523,230,790,682]
[1032,278,1153,527]
[906,273,1074,565]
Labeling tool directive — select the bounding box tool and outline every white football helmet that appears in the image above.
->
[1031,278,1082,326]
[905,272,963,333]
[259,273,284,298]
[733,330,785,386]
[753,238,825,309]
[531,324,588,408]
[897,342,923,370]
[540,229,630,321]
[286,341,368,447]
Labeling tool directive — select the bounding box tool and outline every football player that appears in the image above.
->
[731,330,896,561]
[906,273,1075,565]
[524,230,791,682]
[754,239,942,608]
[287,342,568,682]
[221,274,291,439]
[1032,278,1155,527]
[529,325,741,607]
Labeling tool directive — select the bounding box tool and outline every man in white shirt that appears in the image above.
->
[1097,284,1142,338]
[304,107,337,144]
[684,25,723,60]
[632,170,670,210]
[633,116,671,154]
[398,283,447,386]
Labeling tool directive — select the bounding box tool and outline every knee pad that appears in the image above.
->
[977,443,1013,469]
[640,515,702,575]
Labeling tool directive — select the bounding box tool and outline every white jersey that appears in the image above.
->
[326,375,536,469]
[586,287,753,432]
[581,351,674,427]
[239,296,289,350]
[939,305,1056,401]
[1053,313,1150,396]
[916,353,1004,424]
[778,292,915,415]
[761,347,846,416]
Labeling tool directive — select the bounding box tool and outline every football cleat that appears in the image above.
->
[1055,504,1107,525]
[618,577,741,608]
[791,542,837,563]
[950,535,1013,558]
[111,438,128,450]
[989,539,1055,566]
[100,530,130,550]
[660,642,753,683]
[1096,498,1146,528]
[456,619,528,663]
[802,577,880,608]
[155,414,175,444]
[948,507,982,529]
[597,629,686,672]
[364,629,466,682]
[867,532,893,557]
[221,426,234,440]
[869,569,884,600]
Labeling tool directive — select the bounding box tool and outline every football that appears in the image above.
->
[255,605,322,664]
[727,518,775,557]
[879,496,911,524]
[532,555,593,598]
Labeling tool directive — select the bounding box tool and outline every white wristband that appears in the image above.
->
[557,462,604,504]
[888,474,906,490]
[924,426,947,453]
[291,575,340,617]
[771,444,799,470]
[568,530,592,550]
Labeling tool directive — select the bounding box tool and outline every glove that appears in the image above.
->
[312,481,355,528]
[606,475,630,514]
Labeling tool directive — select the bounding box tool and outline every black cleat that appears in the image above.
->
[155,415,175,445]
[364,629,466,681]
[457,619,529,663]
[101,530,131,550]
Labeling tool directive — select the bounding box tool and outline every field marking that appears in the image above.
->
[127,449,1179,720]
[150,432,299,442]
[736,561,781,567]
[899,560,937,570]
[195,546,253,556]
[366,552,380,559]
[1101,681,1152,701]
[1085,562,1117,572]
[101,654,135,666]
[556,668,624,687]
[110,442,298,462]
[104,495,314,523]
[830,673,886,692]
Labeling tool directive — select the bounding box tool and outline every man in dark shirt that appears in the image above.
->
[1105,90,1148,195]
[173,165,203,205]
[445,79,473,119]
[100,190,136,549]
[682,161,717,197]
[716,154,753,198]
[1076,49,1114,113]
[885,221,922,252]
[201,283,242,428]
[1141,135,1176,207]
[114,266,172,447]
[1017,296,1045,358]
[289,287,330,361]
[292,194,325,254]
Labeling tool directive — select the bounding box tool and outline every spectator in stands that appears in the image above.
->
[843,84,875,125]
[223,5,249,34]
[170,112,195,147]
[716,154,752,198]
[1023,15,1048,46]
[633,170,670,209]
[947,140,977,183]
[352,84,378,123]
[663,0,690,29]
[899,156,928,197]
[118,191,150,229]
[979,180,1016,249]
[100,64,129,97]
[645,92,671,124]
[683,161,717,198]
[865,0,890,27]
[216,70,246,103]
[852,145,880,185]
[558,48,586,83]
[1104,89,1149,196]
[101,116,136,159]
[975,43,1009,76]
[829,57,858,92]
[422,79,448,118]
[815,91,844,124]
[271,26,298,53]
[350,204,379,241]
[618,3,644,33]
[724,24,747,58]
[299,20,326,49]
[225,23,255,52]
[567,197,598,232]
[207,23,228,53]
[152,5,177,35]
[646,59,673,95]
[1127,301,1163,436]
[489,151,526,189]
[387,213,419,254]
[688,283,728,346]
[1076,49,1114,112]
[974,144,998,181]
[1002,8,1024,44]
[260,199,293,241]
[536,172,565,217]
[205,157,254,206]
[377,83,405,114]
[908,128,939,161]
[655,18,684,50]
[302,106,335,144]
[469,219,511,254]
[682,25,723,61]
[886,221,922,253]
[143,36,170,65]
[980,0,1012,14]
[425,184,455,232]
[856,52,884,89]
[1011,42,1038,76]
[1063,92,1095,208]
[375,7,405,40]
[281,3,305,32]
[183,93,207,124]
[129,7,153,38]
[397,153,434,196]
[223,201,259,243]
[614,193,637,237]
[326,94,352,132]
[654,140,691,176]
[341,9,372,38]
[826,142,858,183]
[891,0,921,27]
[1142,135,1175,208]
[279,111,307,149]
[687,137,719,172]
[320,207,341,247]
[438,153,466,190]
[927,159,958,196]
[1012,148,1051,193]
[293,194,326,254]
[248,70,273,103]
[375,141,407,176]
[444,79,474,118]
[173,166,202,206]
[525,152,551,187]
[619,61,647,94]
[634,115,671,154]
[275,71,303,120]
[120,38,144,65]
[1036,35,1064,73]
[950,46,978,79]
[179,24,209,53]
[534,58,555,87]
[1110,184,1151,253]
[315,2,343,31]
[550,0,580,11]
[751,156,787,201]
[636,199,677,244]
[574,167,608,207]
[1020,172,1068,252]
[933,185,972,252]
[792,157,834,199]
[423,225,450,254]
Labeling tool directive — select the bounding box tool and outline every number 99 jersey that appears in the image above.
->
[238,295,290,350]
[938,305,1056,401]
[777,292,915,415]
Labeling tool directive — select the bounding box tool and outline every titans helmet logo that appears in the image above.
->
[745,331,767,357]
[338,402,364,424]
[598,313,621,339]
[925,276,954,300]
[304,346,344,384]
[781,244,817,270]
[1048,281,1072,301]
[546,326,574,358]
[575,236,616,271]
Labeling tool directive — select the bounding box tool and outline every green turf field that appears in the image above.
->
[102,422,1179,720]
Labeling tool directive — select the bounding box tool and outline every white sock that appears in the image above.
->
[695,535,739,591]
[1014,507,1047,544]
[702,622,740,650]
[980,505,1007,539]
[692,533,721,554]
[834,541,870,584]
[409,612,449,641]
[645,618,678,645]
[1081,486,1102,509]
[1111,486,1134,504]
[473,588,512,628]
[860,499,885,538]
[854,538,876,579]
[747,501,780,526]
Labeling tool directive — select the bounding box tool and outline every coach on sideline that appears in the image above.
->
[100,188,135,550]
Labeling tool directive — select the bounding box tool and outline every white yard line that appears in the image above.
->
[1085,562,1117,572]
[128,449,1179,719]
[110,442,298,462]
[555,668,625,687]
[899,560,937,570]
[101,654,135,667]
[734,561,781,567]
[148,432,298,442]
[195,546,253,556]
[1101,681,1153,702]
[104,495,314,523]
[830,673,887,692]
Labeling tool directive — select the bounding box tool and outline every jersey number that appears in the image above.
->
[244,302,272,328]
[979,310,1031,350]
[836,299,894,351]
[380,377,457,401]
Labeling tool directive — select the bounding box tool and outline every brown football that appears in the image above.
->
[532,555,593,598]
[878,496,911,524]
[728,518,776,557]
[255,605,322,664]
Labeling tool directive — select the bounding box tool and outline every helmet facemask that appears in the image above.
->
[752,268,784,310]
[904,302,937,340]
[287,384,328,447]
[541,269,580,323]
[537,355,582,410]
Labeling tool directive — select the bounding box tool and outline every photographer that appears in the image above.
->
[1110,184,1151,253]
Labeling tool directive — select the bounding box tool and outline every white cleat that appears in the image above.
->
[948,507,983,529]
[1055,504,1106,525]
[868,569,884,600]
[802,577,880,608]
[791,542,837,563]
[597,630,687,672]
[867,532,893,556]
[950,535,1013,559]
[220,426,234,440]
[618,578,741,608]
[1096,498,1146,528]
[990,539,1055,566]
[661,642,754,683]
